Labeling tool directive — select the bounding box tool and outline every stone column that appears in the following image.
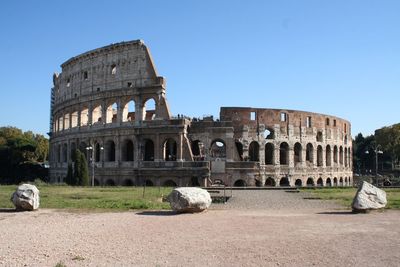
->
[88,102,93,126]
[102,100,107,124]
[117,98,123,124]
[274,144,280,165]
[288,146,294,168]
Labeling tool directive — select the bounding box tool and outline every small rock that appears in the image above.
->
[168,187,211,213]
[11,184,40,211]
[352,181,387,212]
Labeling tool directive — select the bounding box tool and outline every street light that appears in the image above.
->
[365,145,383,186]
[86,144,104,187]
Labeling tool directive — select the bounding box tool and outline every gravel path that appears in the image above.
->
[1,190,399,267]
[211,189,341,210]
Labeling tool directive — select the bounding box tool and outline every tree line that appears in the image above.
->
[0,126,49,184]
[353,123,400,174]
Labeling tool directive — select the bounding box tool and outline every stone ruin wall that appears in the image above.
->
[49,40,352,187]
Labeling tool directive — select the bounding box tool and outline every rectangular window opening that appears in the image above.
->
[280,112,287,122]
[306,116,312,128]
[250,111,256,121]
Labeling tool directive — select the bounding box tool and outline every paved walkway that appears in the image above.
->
[211,189,342,210]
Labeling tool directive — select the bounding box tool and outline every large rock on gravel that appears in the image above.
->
[168,187,212,213]
[11,184,40,211]
[352,181,387,212]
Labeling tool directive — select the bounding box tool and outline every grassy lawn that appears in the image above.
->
[302,187,400,209]
[0,184,173,211]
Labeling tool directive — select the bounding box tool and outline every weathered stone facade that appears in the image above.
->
[49,40,353,187]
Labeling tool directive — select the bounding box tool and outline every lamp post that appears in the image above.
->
[86,144,104,187]
[365,145,383,186]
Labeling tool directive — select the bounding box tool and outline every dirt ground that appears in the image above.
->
[1,191,399,267]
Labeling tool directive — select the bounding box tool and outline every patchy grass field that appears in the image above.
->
[302,187,400,209]
[0,185,172,211]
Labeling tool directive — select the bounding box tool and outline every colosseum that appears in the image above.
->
[49,40,353,187]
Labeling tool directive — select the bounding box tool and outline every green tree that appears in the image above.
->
[0,126,49,184]
[65,163,73,185]
[375,123,400,170]
[79,152,89,186]
[72,149,89,186]
[73,149,81,185]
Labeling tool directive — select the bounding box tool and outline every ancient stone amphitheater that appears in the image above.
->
[49,40,353,187]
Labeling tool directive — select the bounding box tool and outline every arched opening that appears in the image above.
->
[56,144,61,162]
[64,114,70,130]
[235,141,244,161]
[248,141,260,162]
[339,177,343,186]
[265,177,276,187]
[95,143,102,162]
[92,105,102,124]
[280,142,289,165]
[316,131,323,142]
[326,145,332,167]
[306,178,314,187]
[163,138,177,161]
[348,148,352,169]
[94,178,100,186]
[143,98,156,121]
[164,180,178,187]
[144,139,154,161]
[78,142,88,158]
[339,146,344,166]
[190,177,200,187]
[210,139,226,159]
[62,144,68,163]
[106,102,118,123]
[344,148,348,167]
[213,179,225,186]
[255,179,262,187]
[317,178,324,187]
[265,143,274,165]
[326,178,332,187]
[105,179,116,186]
[71,111,78,128]
[234,179,246,187]
[264,128,274,139]
[294,143,302,165]
[58,116,63,131]
[124,179,135,186]
[191,140,201,156]
[105,140,116,162]
[317,145,323,167]
[345,177,348,186]
[295,179,303,187]
[306,143,314,164]
[145,179,154,186]
[333,177,338,187]
[348,177,352,186]
[279,177,290,187]
[122,139,134,161]
[80,108,89,126]
[70,142,76,161]
[333,146,338,164]
[122,100,135,122]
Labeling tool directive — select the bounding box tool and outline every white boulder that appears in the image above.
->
[352,181,387,212]
[11,184,40,211]
[168,187,212,213]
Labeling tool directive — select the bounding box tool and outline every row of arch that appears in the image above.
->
[233,176,352,187]
[53,98,157,133]
[74,176,352,187]
[54,138,178,163]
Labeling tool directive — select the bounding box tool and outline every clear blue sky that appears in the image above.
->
[0,0,399,137]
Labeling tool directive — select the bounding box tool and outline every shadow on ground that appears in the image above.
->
[136,210,177,216]
[317,211,355,215]
[0,208,17,213]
